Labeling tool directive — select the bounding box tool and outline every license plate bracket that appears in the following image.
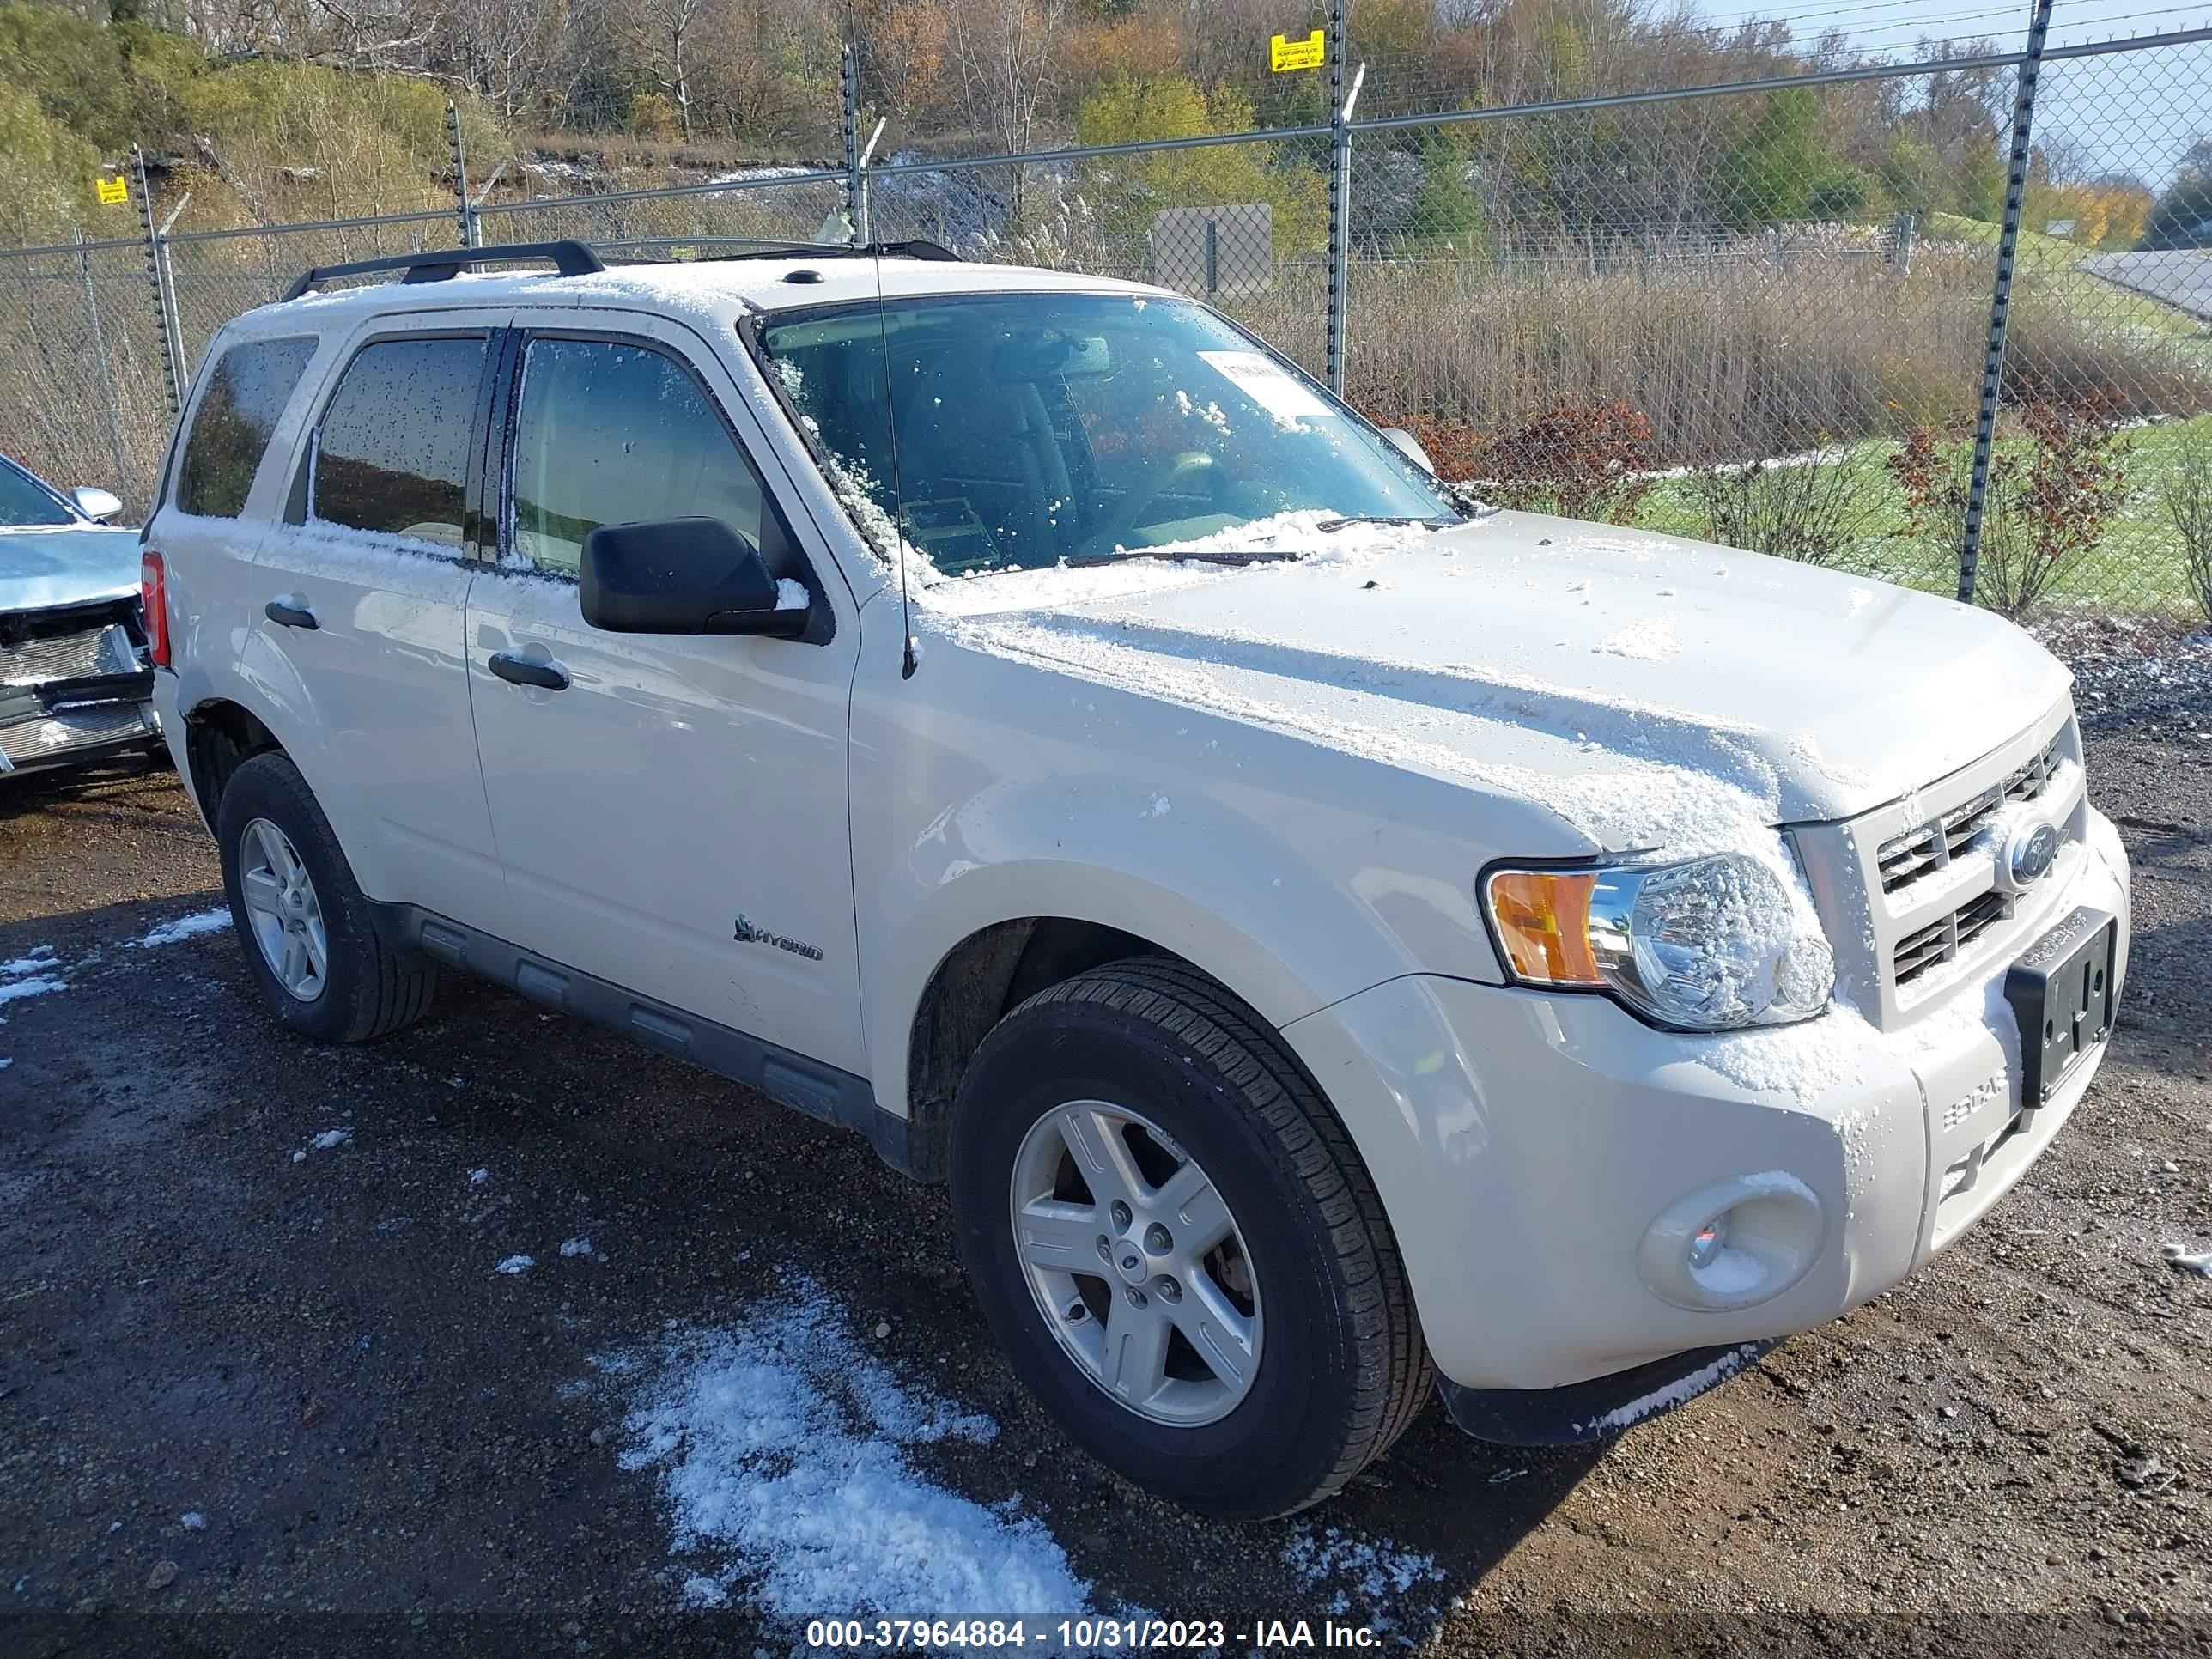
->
[2002,906,2117,1108]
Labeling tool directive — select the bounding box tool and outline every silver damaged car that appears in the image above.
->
[0,454,161,780]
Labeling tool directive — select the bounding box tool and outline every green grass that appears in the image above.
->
[1924,213,2212,358]
[1632,412,2212,616]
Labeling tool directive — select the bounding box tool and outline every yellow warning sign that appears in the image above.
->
[1271,28,1324,71]
[95,174,129,205]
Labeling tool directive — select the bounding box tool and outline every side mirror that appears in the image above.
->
[580,516,811,638]
[72,485,125,522]
[1382,428,1436,476]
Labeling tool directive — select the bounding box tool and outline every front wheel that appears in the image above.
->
[950,958,1429,1519]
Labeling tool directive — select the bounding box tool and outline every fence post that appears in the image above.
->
[1958,0,2053,605]
[75,229,132,495]
[841,43,862,247]
[447,100,477,249]
[1324,0,1351,394]
[132,144,186,418]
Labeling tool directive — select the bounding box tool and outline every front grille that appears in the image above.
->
[0,622,135,686]
[1893,888,2011,988]
[0,702,153,765]
[1876,733,2064,895]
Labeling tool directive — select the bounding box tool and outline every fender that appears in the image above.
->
[858,770,1508,1121]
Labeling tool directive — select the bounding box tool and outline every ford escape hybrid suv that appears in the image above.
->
[146,240,2130,1519]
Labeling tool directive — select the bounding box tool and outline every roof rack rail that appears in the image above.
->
[281,240,605,302]
[601,239,963,266]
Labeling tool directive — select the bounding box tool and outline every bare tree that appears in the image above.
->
[623,0,712,138]
[943,0,1063,155]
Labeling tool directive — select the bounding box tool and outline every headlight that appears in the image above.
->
[1485,851,1835,1031]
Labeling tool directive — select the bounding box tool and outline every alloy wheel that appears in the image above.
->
[1008,1099,1262,1427]
[239,817,328,1002]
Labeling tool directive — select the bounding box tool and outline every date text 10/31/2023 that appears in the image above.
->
[804,1618,1385,1650]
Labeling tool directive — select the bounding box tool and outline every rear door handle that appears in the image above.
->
[264,596,318,630]
[488,651,570,692]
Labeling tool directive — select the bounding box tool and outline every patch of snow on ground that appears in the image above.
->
[0,975,67,1010]
[137,908,232,947]
[469,1167,489,1186]
[1283,1523,1446,1635]
[180,1511,206,1531]
[308,1128,350,1151]
[1,947,58,976]
[609,1279,1109,1626]
[495,1255,534,1275]
[560,1237,592,1257]
[2165,1245,2212,1278]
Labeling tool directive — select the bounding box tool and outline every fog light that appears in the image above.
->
[1638,1172,1826,1311]
[1687,1216,1728,1271]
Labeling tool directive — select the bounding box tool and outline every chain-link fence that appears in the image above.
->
[0,24,2206,624]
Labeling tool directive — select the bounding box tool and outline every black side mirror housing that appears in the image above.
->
[580,517,811,638]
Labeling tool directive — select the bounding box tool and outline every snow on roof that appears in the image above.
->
[225,252,1164,339]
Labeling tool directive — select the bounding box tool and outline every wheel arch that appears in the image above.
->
[887,854,1359,1183]
[901,915,1169,1181]
[182,697,283,828]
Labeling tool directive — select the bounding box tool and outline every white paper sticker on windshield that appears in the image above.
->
[1199,350,1333,423]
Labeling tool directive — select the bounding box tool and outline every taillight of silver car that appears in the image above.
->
[141,550,170,669]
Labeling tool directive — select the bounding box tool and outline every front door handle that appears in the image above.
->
[488,651,570,692]
[264,596,318,630]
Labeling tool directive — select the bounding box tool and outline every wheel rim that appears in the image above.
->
[1008,1100,1262,1428]
[238,817,328,1003]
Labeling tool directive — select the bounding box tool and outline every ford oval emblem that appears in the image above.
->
[2006,822,2061,890]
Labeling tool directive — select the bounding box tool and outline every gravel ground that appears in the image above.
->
[1,650,2208,1657]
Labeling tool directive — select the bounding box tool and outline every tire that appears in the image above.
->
[949,957,1429,1519]
[215,750,435,1044]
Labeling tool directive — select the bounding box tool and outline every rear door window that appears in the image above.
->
[176,336,318,518]
[311,335,486,548]
[507,337,777,579]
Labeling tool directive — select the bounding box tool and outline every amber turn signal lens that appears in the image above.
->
[1485,869,1603,986]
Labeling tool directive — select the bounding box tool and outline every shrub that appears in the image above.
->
[1886,386,2134,618]
[1684,447,1882,567]
[1364,398,1657,523]
[1472,398,1656,524]
[2160,430,2212,623]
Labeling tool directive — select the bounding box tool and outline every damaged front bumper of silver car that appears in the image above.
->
[0,600,161,778]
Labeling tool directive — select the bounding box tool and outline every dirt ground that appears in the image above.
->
[1,647,2208,1658]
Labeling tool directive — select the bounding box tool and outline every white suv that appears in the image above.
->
[145,241,2130,1519]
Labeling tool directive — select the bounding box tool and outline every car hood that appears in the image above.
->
[920,509,2072,853]
[0,524,143,615]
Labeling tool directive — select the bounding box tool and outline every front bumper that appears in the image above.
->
[0,606,159,778]
[1280,808,2131,1407]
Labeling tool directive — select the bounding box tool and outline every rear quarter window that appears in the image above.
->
[176,336,319,518]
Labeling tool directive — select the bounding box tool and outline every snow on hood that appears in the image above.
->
[0,523,143,615]
[921,510,2071,854]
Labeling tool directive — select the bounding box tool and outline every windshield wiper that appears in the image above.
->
[1314,514,1461,532]
[1061,548,1307,568]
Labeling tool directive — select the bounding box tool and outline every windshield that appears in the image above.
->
[758,292,1456,575]
[0,459,73,527]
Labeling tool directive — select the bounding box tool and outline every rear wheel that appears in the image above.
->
[950,958,1428,1519]
[216,751,435,1043]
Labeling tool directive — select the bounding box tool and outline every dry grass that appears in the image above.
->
[1338,245,2212,465]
